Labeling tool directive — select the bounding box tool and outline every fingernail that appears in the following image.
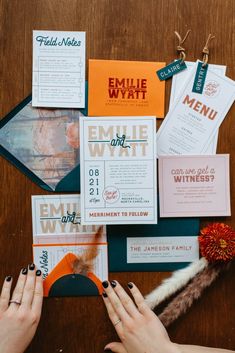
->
[127,282,133,289]
[104,349,112,352]
[36,270,41,276]
[21,268,28,275]
[110,280,117,288]
[29,263,35,271]
[5,276,12,282]
[102,280,109,288]
[102,292,108,298]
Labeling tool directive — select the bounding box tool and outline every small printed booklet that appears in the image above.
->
[32,30,86,108]
[32,194,108,297]
[158,155,231,217]
[88,59,165,118]
[157,61,235,156]
[80,116,158,225]
[169,61,227,155]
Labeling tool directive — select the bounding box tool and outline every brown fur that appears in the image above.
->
[159,264,227,327]
[72,226,103,276]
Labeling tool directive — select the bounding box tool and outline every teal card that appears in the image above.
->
[156,59,187,81]
[192,62,208,94]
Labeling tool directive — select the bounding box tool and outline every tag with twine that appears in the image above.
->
[156,30,190,81]
[192,34,215,94]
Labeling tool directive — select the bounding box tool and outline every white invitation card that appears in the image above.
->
[32,30,85,108]
[80,116,158,224]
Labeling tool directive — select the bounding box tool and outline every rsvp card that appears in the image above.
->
[32,30,85,108]
[159,155,231,217]
[80,116,158,225]
[157,62,235,155]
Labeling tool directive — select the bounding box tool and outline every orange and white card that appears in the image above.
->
[88,59,165,118]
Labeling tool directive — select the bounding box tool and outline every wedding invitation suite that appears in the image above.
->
[31,194,108,297]
[158,155,231,217]
[157,62,235,155]
[169,61,227,155]
[88,59,165,118]
[127,236,199,263]
[80,116,158,224]
[32,30,86,108]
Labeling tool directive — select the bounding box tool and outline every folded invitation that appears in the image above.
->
[157,61,235,155]
[32,30,86,108]
[80,116,158,224]
[88,59,165,118]
[31,194,108,297]
[158,155,231,217]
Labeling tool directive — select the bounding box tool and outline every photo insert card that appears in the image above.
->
[80,116,158,225]
[158,155,231,217]
[32,30,86,108]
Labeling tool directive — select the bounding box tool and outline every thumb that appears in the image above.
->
[104,342,127,353]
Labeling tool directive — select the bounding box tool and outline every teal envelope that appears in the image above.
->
[0,84,88,192]
[107,217,200,271]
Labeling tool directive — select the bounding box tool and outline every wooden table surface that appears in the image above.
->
[0,0,234,352]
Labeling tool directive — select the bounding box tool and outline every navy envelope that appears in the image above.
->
[107,217,200,272]
[0,84,88,192]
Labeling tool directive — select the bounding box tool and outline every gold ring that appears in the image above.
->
[114,319,121,326]
[9,300,21,305]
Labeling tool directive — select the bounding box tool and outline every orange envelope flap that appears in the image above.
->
[88,59,166,118]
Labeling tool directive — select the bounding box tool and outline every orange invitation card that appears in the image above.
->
[88,59,165,118]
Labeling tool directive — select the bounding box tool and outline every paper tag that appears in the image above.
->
[127,236,199,263]
[157,62,235,156]
[192,61,208,94]
[156,59,187,81]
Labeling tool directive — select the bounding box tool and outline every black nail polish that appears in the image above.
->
[22,268,28,275]
[111,280,117,288]
[36,270,41,276]
[104,350,112,352]
[102,292,108,298]
[127,282,133,289]
[29,263,35,271]
[102,280,109,288]
[5,276,12,282]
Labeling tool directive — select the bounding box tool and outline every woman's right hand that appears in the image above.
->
[102,280,180,353]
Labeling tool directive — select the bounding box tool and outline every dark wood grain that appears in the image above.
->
[0,0,234,352]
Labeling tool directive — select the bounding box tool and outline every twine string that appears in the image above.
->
[174,30,191,63]
[202,34,215,67]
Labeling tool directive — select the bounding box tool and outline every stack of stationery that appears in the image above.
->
[0,30,235,296]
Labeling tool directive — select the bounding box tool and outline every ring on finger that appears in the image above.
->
[114,319,121,326]
[9,300,21,305]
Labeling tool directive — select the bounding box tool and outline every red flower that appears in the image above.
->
[199,223,235,262]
